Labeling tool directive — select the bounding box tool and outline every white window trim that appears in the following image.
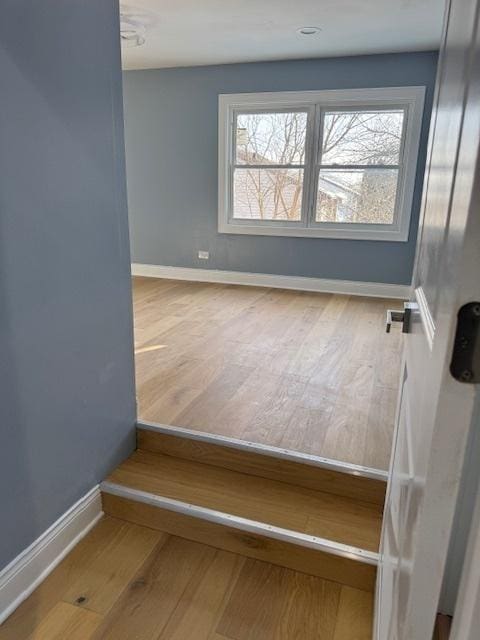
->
[218,87,426,242]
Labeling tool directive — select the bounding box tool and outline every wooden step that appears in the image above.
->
[137,422,387,506]
[101,449,382,592]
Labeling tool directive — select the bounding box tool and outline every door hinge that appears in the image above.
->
[450,302,480,383]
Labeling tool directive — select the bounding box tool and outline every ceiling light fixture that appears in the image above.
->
[297,26,322,36]
[120,14,146,48]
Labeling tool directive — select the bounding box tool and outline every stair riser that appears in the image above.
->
[102,493,377,592]
[137,427,387,506]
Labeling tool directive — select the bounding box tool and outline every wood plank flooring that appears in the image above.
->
[107,450,383,551]
[0,516,374,640]
[133,277,403,470]
[103,494,377,592]
[137,427,387,505]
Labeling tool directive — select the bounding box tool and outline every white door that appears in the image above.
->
[449,472,480,640]
[375,0,480,638]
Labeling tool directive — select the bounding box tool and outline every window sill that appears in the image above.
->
[218,221,409,242]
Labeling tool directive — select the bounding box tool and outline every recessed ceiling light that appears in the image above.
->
[297,26,322,36]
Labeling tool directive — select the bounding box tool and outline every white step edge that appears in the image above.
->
[131,263,411,300]
[101,481,379,566]
[137,421,388,483]
[0,485,102,625]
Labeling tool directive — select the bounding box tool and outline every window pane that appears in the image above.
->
[236,112,307,165]
[233,168,304,221]
[316,168,398,224]
[321,110,404,166]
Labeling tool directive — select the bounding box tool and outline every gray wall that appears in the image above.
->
[0,0,136,569]
[123,52,437,285]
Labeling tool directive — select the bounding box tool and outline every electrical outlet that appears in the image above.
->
[198,250,209,260]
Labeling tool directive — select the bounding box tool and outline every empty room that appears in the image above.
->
[2,1,480,639]
[126,8,435,474]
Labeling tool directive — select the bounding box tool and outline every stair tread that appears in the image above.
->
[106,450,383,552]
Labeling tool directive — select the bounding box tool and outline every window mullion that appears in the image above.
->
[233,164,305,170]
[319,163,401,170]
[306,105,323,226]
[297,105,315,229]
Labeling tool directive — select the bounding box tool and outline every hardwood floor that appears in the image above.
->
[0,517,374,640]
[102,440,381,591]
[133,277,403,470]
[137,426,387,504]
[107,450,383,551]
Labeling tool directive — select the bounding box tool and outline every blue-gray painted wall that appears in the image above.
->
[0,0,136,569]
[123,52,437,285]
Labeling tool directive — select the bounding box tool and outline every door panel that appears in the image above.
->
[375,0,480,637]
[389,379,413,548]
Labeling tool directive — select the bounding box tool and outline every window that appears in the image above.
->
[218,87,425,241]
[233,111,307,222]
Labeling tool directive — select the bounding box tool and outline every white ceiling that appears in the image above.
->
[120,0,445,71]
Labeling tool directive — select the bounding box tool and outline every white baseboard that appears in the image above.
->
[0,486,103,625]
[131,263,411,300]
